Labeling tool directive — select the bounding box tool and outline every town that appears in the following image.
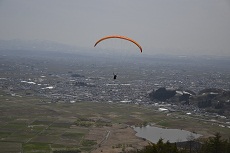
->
[1,50,230,124]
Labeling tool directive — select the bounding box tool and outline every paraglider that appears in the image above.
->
[94,35,142,53]
[94,35,142,80]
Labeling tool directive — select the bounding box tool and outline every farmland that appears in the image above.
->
[0,90,229,153]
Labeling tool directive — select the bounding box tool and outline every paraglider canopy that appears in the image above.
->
[94,35,142,53]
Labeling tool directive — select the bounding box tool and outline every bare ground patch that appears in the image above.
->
[85,124,148,153]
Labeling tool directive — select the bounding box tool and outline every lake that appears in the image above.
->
[133,125,202,143]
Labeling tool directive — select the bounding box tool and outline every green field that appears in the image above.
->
[0,90,229,153]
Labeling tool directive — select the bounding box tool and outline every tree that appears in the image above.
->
[137,139,179,153]
[187,133,195,153]
[128,133,230,153]
[200,133,230,153]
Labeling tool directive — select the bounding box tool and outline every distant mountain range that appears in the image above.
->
[0,39,123,58]
[0,39,79,52]
[1,39,230,64]
[0,39,145,60]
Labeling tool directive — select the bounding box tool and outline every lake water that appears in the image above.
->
[133,125,202,143]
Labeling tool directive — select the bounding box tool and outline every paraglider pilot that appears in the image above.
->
[113,73,117,80]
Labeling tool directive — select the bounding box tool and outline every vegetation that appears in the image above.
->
[198,99,212,108]
[199,133,230,153]
[53,150,81,153]
[149,87,230,118]
[23,143,51,153]
[135,139,178,153]
[0,91,229,153]
[127,133,230,153]
[149,87,176,101]
[81,139,97,147]
[70,74,84,78]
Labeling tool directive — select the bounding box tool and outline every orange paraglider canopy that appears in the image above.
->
[94,35,142,53]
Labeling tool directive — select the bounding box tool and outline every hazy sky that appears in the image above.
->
[0,0,230,56]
